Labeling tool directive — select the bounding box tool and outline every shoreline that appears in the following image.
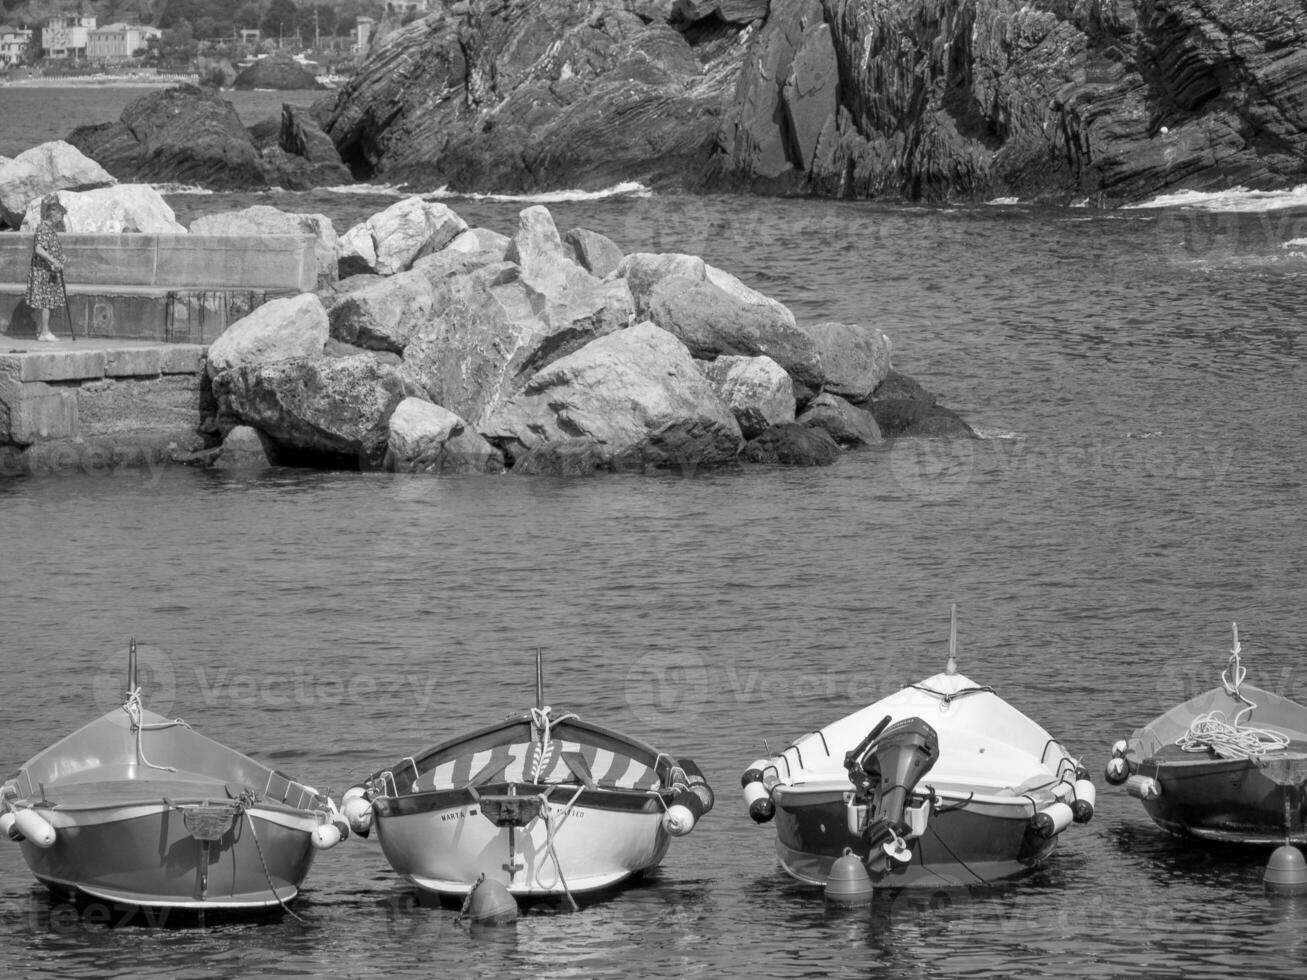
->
[0,74,200,89]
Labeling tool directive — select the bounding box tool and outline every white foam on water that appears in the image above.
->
[320,183,408,197]
[422,181,652,203]
[972,426,1021,441]
[985,197,1021,206]
[150,183,213,195]
[1124,184,1307,212]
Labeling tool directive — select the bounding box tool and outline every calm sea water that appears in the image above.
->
[2,86,1307,979]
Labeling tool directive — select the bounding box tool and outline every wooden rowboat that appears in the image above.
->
[0,641,347,912]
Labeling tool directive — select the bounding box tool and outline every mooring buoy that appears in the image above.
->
[1265,845,1307,896]
[466,876,518,925]
[824,849,873,908]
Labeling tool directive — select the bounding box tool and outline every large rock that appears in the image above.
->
[645,275,823,387]
[0,140,116,229]
[66,85,346,192]
[803,321,891,401]
[797,391,881,446]
[484,320,744,471]
[190,204,339,286]
[233,58,323,91]
[698,354,795,438]
[384,396,503,473]
[613,252,706,316]
[68,85,272,190]
[205,293,329,376]
[400,209,635,426]
[564,227,624,278]
[20,185,185,233]
[328,270,436,352]
[337,197,469,276]
[742,422,840,465]
[867,369,977,439]
[211,352,415,462]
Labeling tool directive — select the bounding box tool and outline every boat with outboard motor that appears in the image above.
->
[0,641,348,912]
[1105,623,1307,845]
[741,608,1094,892]
[341,650,714,909]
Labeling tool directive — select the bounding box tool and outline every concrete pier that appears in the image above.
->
[0,233,318,475]
[0,336,210,476]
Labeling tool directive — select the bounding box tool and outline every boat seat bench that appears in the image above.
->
[418,741,661,793]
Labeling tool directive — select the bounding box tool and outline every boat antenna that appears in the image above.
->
[127,637,138,694]
[535,647,544,711]
[946,605,958,676]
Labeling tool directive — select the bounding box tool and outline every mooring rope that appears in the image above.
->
[122,688,190,773]
[244,810,306,924]
[537,792,579,912]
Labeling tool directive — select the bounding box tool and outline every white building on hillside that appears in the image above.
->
[385,1,429,14]
[42,15,96,59]
[87,23,161,62]
[1,28,33,66]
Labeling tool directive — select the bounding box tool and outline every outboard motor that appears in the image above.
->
[845,716,940,855]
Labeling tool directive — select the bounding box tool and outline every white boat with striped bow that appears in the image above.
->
[342,651,714,909]
[741,609,1094,894]
[0,641,347,913]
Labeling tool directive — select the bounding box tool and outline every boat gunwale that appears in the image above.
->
[364,711,681,788]
[373,780,671,816]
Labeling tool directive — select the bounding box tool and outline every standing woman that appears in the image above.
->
[26,194,67,342]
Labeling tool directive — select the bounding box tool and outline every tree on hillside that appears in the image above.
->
[260,0,300,40]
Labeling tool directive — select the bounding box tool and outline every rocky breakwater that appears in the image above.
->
[205,196,974,476]
[321,0,1307,204]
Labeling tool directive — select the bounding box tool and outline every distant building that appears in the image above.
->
[385,1,430,13]
[86,24,161,62]
[355,17,375,60]
[0,28,33,66]
[42,15,96,59]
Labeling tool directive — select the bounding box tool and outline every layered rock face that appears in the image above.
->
[321,0,1307,203]
[319,0,742,190]
[68,85,349,191]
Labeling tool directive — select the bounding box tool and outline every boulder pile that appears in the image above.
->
[203,197,975,476]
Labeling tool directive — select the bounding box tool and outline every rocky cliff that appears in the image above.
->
[319,0,1307,204]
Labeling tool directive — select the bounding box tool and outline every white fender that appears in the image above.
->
[1031,801,1074,839]
[342,794,373,835]
[14,808,56,848]
[311,822,342,849]
[662,803,697,837]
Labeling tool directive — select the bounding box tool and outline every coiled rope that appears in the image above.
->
[1176,623,1290,760]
